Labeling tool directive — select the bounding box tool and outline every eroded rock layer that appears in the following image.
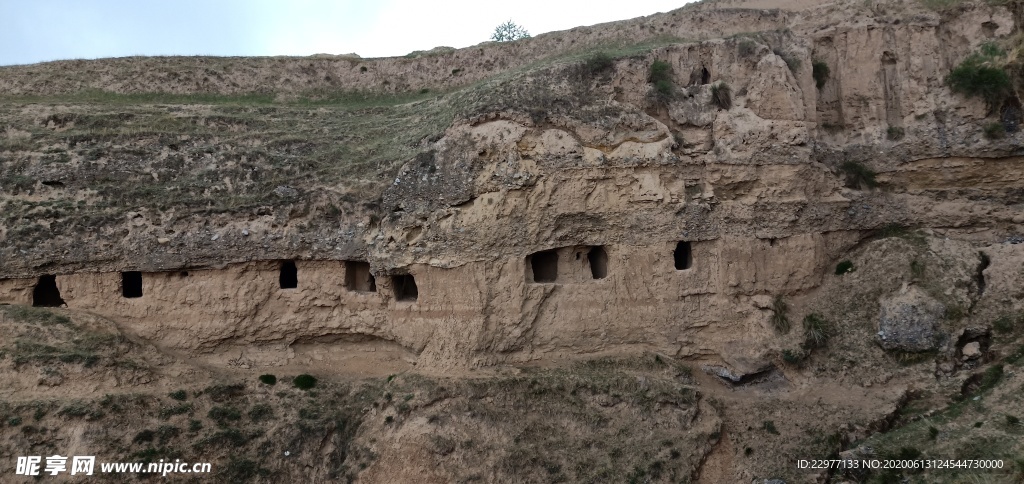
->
[2,0,1022,374]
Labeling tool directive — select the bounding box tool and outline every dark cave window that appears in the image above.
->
[122,271,143,298]
[588,247,608,279]
[529,250,559,283]
[674,242,693,270]
[279,261,298,289]
[392,274,418,302]
[33,275,65,307]
[345,261,377,292]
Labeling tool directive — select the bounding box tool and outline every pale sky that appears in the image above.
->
[0,1,693,66]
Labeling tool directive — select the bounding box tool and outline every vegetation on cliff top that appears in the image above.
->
[946,43,1014,108]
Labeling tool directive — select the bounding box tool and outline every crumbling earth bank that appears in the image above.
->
[1,0,1024,482]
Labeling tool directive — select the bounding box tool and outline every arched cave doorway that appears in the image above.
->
[588,247,608,279]
[345,261,377,292]
[122,271,143,298]
[529,250,559,283]
[674,242,693,270]
[33,275,66,307]
[392,274,418,301]
[279,261,298,289]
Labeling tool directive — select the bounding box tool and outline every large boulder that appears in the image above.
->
[876,286,945,352]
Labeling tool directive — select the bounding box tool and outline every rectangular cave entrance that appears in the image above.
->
[528,249,559,283]
[392,274,418,302]
[279,260,298,289]
[33,275,65,307]
[121,271,143,298]
[345,261,376,292]
[674,241,693,270]
[587,246,608,279]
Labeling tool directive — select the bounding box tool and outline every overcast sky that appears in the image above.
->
[0,0,692,66]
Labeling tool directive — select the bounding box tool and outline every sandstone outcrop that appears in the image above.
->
[876,285,946,352]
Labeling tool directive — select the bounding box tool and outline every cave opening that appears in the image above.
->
[529,250,559,283]
[392,274,418,301]
[976,251,990,296]
[33,275,65,307]
[674,241,693,270]
[701,67,710,85]
[122,271,143,298]
[588,246,608,279]
[279,261,298,289]
[345,261,377,292]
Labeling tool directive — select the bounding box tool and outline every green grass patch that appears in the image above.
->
[738,39,757,58]
[0,306,72,326]
[193,428,252,449]
[649,60,672,83]
[983,122,1006,139]
[220,457,272,480]
[1006,344,1024,365]
[802,313,831,349]
[710,82,731,110]
[649,60,674,101]
[978,365,1004,393]
[771,296,790,334]
[583,52,614,76]
[159,403,193,419]
[839,161,878,189]
[203,384,246,402]
[293,374,318,390]
[892,350,937,366]
[248,403,274,422]
[782,348,808,365]
[946,44,1012,107]
[774,49,801,73]
[133,429,155,444]
[10,339,108,367]
[207,406,242,426]
[58,400,92,418]
[0,88,441,109]
[156,425,181,444]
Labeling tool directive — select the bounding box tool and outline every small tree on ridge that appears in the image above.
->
[491,20,530,42]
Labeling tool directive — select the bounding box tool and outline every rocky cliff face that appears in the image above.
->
[2,0,1024,482]
[2,0,1020,368]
